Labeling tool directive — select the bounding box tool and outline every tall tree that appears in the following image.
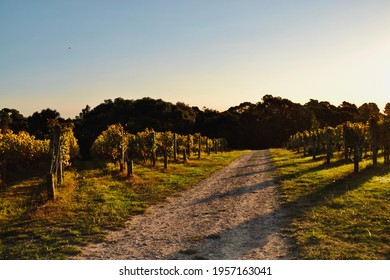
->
[384,103,390,117]
[305,99,343,127]
[0,109,12,131]
[336,101,358,124]
[357,102,380,123]
[27,108,61,139]
[0,108,27,132]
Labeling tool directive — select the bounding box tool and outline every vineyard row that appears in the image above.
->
[287,116,390,172]
[91,124,228,174]
[0,123,227,182]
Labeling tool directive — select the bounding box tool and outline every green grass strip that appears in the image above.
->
[270,148,390,260]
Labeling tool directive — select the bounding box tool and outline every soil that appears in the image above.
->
[73,150,295,260]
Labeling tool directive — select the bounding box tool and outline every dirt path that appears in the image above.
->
[74,150,294,260]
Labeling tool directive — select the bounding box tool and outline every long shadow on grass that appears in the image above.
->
[283,164,389,210]
[0,178,49,215]
[167,162,389,260]
[276,158,350,182]
[0,177,68,260]
[277,164,390,259]
[0,163,49,190]
[0,216,97,259]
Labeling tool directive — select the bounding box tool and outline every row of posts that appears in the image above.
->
[46,129,226,199]
[124,133,225,177]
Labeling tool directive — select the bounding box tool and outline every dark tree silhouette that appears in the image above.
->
[27,108,61,139]
[357,103,380,123]
[4,96,384,159]
[384,103,390,117]
[0,108,27,132]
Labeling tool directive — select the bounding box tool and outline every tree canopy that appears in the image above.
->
[2,96,387,159]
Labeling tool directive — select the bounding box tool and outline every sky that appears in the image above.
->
[1,0,389,118]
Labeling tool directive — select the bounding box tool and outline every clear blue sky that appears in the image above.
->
[1,0,389,118]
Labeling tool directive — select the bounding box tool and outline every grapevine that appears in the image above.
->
[91,124,228,174]
[287,118,390,171]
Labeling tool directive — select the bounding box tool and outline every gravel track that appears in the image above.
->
[74,150,294,260]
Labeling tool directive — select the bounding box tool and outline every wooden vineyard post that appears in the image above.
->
[57,150,63,186]
[311,132,317,160]
[325,128,333,165]
[186,135,192,159]
[353,146,360,173]
[206,137,210,155]
[343,123,349,163]
[369,117,379,165]
[164,151,168,169]
[183,148,187,162]
[173,133,177,162]
[385,146,390,164]
[198,136,201,159]
[119,144,125,172]
[53,125,63,186]
[326,139,332,164]
[47,125,62,199]
[297,139,301,154]
[152,132,156,167]
[127,160,133,177]
[46,173,56,200]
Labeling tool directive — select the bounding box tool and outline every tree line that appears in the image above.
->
[1,95,389,159]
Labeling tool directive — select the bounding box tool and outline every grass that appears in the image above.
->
[0,150,248,259]
[270,148,390,260]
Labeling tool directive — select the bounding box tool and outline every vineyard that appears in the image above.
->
[1,110,389,260]
[0,121,238,259]
[280,116,390,259]
[0,122,79,193]
[91,124,228,176]
[0,122,227,191]
[287,117,390,171]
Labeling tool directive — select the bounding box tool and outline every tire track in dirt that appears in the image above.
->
[73,150,294,260]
